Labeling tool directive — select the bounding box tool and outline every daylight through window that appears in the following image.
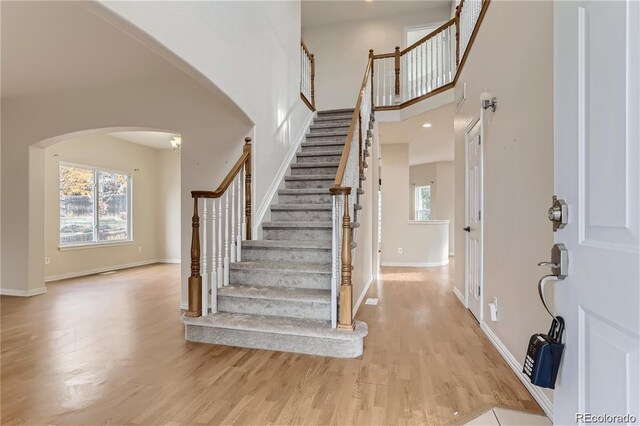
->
[415,185,431,221]
[59,164,131,247]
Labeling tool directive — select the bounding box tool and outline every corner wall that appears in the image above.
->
[43,135,176,281]
[381,144,449,267]
[410,161,455,254]
[97,1,312,232]
[453,0,554,408]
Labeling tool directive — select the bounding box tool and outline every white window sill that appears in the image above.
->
[59,240,135,251]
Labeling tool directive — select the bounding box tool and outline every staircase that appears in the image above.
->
[183,108,368,358]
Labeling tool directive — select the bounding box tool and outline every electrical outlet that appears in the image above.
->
[397,247,403,254]
[44,257,51,265]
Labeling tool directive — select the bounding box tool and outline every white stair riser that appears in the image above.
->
[185,325,364,358]
[218,297,330,320]
[241,246,331,264]
[263,227,332,241]
[229,268,331,289]
[270,209,332,222]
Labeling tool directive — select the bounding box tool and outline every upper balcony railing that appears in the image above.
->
[300,40,316,111]
[372,0,489,110]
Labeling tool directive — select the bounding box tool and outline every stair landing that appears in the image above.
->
[183,313,368,358]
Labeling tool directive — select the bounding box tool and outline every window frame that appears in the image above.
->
[58,161,134,250]
[414,185,432,221]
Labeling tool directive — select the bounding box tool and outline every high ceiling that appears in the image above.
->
[0,1,180,99]
[109,131,179,150]
[379,103,454,165]
[302,0,452,29]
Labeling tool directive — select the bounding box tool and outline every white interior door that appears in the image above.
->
[554,1,639,424]
[465,117,482,321]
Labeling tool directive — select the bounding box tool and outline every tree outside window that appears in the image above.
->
[59,164,131,246]
[415,185,431,221]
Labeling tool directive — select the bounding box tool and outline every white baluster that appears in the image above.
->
[224,191,230,286]
[241,166,247,240]
[201,200,208,315]
[230,176,236,263]
[331,194,338,329]
[211,197,217,313]
[381,59,386,106]
[217,198,223,289]
[236,174,242,261]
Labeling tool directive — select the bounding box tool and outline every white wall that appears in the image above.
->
[43,134,179,281]
[1,73,250,298]
[409,161,455,254]
[453,0,554,405]
[302,8,450,110]
[381,144,449,266]
[157,149,181,263]
[98,1,313,233]
[352,121,380,315]
[2,1,308,305]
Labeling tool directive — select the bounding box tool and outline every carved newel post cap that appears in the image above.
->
[245,137,252,144]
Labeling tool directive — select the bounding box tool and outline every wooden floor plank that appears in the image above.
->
[0,262,542,425]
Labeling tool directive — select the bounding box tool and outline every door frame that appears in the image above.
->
[464,112,484,319]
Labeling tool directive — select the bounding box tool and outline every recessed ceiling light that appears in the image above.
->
[364,0,373,3]
[422,123,432,128]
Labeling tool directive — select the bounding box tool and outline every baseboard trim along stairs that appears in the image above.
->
[183,108,368,358]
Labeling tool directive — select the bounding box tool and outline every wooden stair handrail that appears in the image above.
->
[191,136,252,240]
[401,18,456,55]
[332,56,373,189]
[192,138,251,200]
[370,0,490,111]
[301,40,316,110]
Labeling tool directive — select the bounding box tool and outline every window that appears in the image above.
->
[415,185,432,221]
[59,163,132,247]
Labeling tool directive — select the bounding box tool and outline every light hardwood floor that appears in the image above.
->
[1,263,542,425]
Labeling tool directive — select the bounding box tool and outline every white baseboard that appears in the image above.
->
[380,260,449,267]
[353,276,373,316]
[0,286,47,297]
[480,322,554,419]
[45,259,160,282]
[452,286,465,306]
[253,109,315,234]
[158,259,181,264]
[180,302,188,310]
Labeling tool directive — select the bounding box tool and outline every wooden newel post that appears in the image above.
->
[394,46,401,97]
[186,198,202,317]
[338,189,355,331]
[244,137,252,240]
[310,54,316,109]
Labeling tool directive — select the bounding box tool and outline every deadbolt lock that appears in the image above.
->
[548,196,568,232]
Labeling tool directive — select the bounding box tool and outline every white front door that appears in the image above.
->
[466,117,483,321]
[554,1,639,424]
